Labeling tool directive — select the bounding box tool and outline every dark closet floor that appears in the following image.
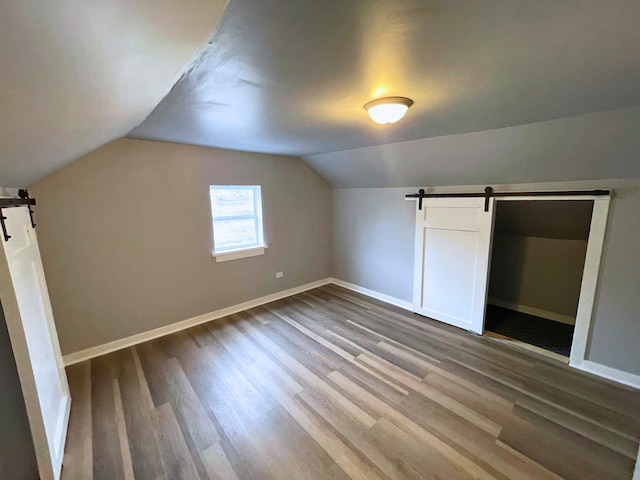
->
[485,305,575,357]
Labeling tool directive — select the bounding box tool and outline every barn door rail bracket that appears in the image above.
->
[0,190,37,242]
[405,187,611,211]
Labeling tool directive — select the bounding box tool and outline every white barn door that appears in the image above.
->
[413,197,494,334]
[0,205,70,480]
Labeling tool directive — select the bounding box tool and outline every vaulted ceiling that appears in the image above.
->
[2,0,640,188]
[131,0,640,157]
[0,0,228,187]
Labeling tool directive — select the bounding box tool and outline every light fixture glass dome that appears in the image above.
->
[364,97,413,124]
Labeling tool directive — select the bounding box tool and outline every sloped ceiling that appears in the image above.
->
[495,201,593,241]
[0,0,228,187]
[130,0,640,163]
[303,105,640,188]
[3,1,640,189]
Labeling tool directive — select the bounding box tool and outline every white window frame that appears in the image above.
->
[210,185,267,262]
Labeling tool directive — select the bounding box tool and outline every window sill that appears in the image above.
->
[212,245,267,263]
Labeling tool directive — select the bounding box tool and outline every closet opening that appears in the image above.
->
[485,200,594,361]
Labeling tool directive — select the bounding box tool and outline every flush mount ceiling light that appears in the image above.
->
[364,96,414,124]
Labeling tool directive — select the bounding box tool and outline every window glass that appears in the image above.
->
[210,186,264,253]
[211,188,256,218]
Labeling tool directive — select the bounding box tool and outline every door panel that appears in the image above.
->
[422,228,478,322]
[413,197,494,334]
[0,205,70,480]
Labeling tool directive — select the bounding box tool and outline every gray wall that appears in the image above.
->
[332,188,415,302]
[332,178,640,375]
[0,302,39,480]
[488,234,588,320]
[31,139,332,355]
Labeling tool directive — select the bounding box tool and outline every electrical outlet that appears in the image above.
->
[276,271,284,278]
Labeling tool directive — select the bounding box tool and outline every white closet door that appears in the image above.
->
[0,205,70,480]
[412,197,494,334]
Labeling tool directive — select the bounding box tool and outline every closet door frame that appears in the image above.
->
[492,195,611,368]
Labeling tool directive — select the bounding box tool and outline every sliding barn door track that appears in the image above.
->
[0,189,37,241]
[406,186,611,211]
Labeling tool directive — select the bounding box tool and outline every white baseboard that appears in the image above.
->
[329,283,640,392]
[488,298,576,325]
[63,278,332,366]
[63,276,640,395]
[575,360,640,390]
[329,278,413,311]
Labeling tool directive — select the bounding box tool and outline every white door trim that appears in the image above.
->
[569,197,610,367]
[493,195,611,367]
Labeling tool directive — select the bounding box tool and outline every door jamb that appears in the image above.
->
[488,195,610,367]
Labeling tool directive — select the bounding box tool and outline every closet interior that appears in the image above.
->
[485,200,594,360]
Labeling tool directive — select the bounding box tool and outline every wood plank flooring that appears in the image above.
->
[61,285,640,480]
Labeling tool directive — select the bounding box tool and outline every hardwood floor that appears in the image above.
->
[61,285,640,480]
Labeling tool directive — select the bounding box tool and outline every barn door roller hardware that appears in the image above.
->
[406,187,611,211]
[0,189,37,242]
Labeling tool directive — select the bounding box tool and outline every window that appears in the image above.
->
[210,185,266,261]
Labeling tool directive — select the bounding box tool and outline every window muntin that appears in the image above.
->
[210,185,264,253]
